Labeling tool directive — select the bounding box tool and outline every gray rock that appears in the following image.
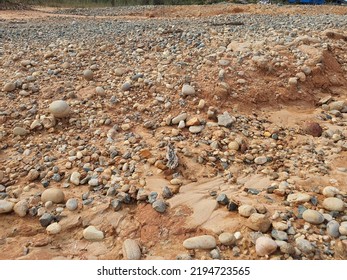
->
[41,188,65,203]
[327,220,340,238]
[0,200,14,214]
[246,213,271,233]
[329,101,345,111]
[66,198,78,211]
[182,84,195,96]
[210,248,221,259]
[218,232,236,246]
[83,226,104,241]
[39,213,54,227]
[49,100,70,118]
[122,239,141,260]
[279,242,296,255]
[152,199,167,213]
[254,156,267,165]
[216,193,229,205]
[136,188,148,201]
[111,199,122,211]
[121,82,131,91]
[295,238,314,254]
[238,204,256,217]
[27,169,40,181]
[189,125,204,134]
[271,229,288,241]
[176,253,193,260]
[302,209,324,225]
[217,111,235,127]
[13,127,29,136]
[162,186,173,199]
[322,197,345,212]
[88,178,99,187]
[70,172,81,186]
[183,235,217,250]
[83,69,94,80]
[148,192,158,204]
[95,86,105,95]
[172,113,187,124]
[255,236,278,256]
[13,200,29,217]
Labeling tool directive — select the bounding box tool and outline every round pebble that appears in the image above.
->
[83,226,104,241]
[41,188,65,203]
[238,204,257,218]
[66,198,78,211]
[322,197,345,212]
[46,222,62,235]
[302,209,324,225]
[0,200,14,214]
[49,100,70,118]
[83,69,94,80]
[255,236,278,257]
[218,232,236,246]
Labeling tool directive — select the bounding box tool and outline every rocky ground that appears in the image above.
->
[0,3,347,260]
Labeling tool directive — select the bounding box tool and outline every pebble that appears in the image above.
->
[121,81,132,91]
[228,141,239,151]
[339,222,347,235]
[95,86,105,95]
[83,226,104,241]
[322,197,345,212]
[13,127,29,136]
[41,188,65,203]
[322,186,340,197]
[13,200,29,217]
[329,101,345,111]
[122,239,141,260]
[246,213,271,233]
[111,199,122,211]
[49,100,70,118]
[271,229,288,241]
[83,69,94,80]
[27,169,39,181]
[0,200,14,214]
[254,156,267,165]
[255,236,278,257]
[272,221,288,231]
[152,199,167,213]
[39,213,54,227]
[287,192,311,203]
[66,198,78,211]
[210,249,221,259]
[189,125,204,134]
[238,204,256,218]
[183,235,217,250]
[279,242,296,255]
[303,122,323,137]
[217,111,235,127]
[182,84,195,96]
[327,220,340,238]
[162,186,173,199]
[216,193,229,205]
[218,232,236,246]
[302,209,324,224]
[70,172,81,186]
[172,113,187,124]
[46,222,62,235]
[295,238,314,254]
[3,82,16,92]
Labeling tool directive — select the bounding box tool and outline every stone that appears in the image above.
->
[329,101,345,111]
[172,113,187,124]
[217,111,235,127]
[210,249,221,259]
[162,186,173,199]
[152,199,167,213]
[13,200,29,217]
[41,188,65,203]
[83,226,104,241]
[27,169,39,181]
[327,220,340,238]
[49,100,70,118]
[39,213,54,227]
[218,232,236,246]
[182,84,195,96]
[302,209,324,224]
[122,239,141,260]
[186,117,200,126]
[46,222,61,235]
[121,82,132,91]
[272,222,288,231]
[271,229,288,241]
[339,222,347,235]
[183,235,217,250]
[66,198,78,211]
[13,127,29,136]
[238,204,256,218]
[216,193,229,205]
[254,156,267,165]
[95,86,105,95]
[279,242,296,255]
[322,197,345,212]
[303,122,322,137]
[287,193,311,203]
[83,69,94,80]
[246,213,271,233]
[255,236,278,257]
[322,186,340,197]
[295,238,314,254]
[3,82,16,92]
[111,199,122,211]
[0,200,14,213]
[70,172,81,186]
[189,125,204,134]
[228,141,240,151]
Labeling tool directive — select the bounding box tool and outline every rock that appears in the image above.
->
[295,238,314,254]
[210,249,221,259]
[329,101,345,111]
[182,84,195,96]
[3,82,16,92]
[83,69,94,80]
[255,236,278,256]
[111,199,122,211]
[95,86,105,95]
[254,156,267,165]
[13,200,28,217]
[327,220,340,238]
[238,204,256,217]
[186,117,200,126]
[189,125,204,134]
[279,242,296,255]
[46,222,61,235]
[216,193,229,205]
[217,111,235,127]
[322,197,345,212]
[272,222,288,231]
[0,200,14,214]
[13,127,29,136]
[152,199,167,213]
[246,213,271,233]
[339,222,347,235]
[122,239,141,260]
[27,169,39,181]
[66,198,78,211]
[218,232,236,246]
[172,113,187,124]
[162,186,173,199]
[83,226,104,241]
[183,235,216,250]
[121,81,132,91]
[271,229,288,241]
[287,193,311,203]
[176,253,193,260]
[39,213,54,227]
[49,100,70,118]
[228,141,239,151]
[322,186,340,197]
[41,188,65,203]
[303,122,323,137]
[70,172,81,186]
[302,209,324,224]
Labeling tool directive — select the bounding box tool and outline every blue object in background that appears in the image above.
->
[288,0,325,4]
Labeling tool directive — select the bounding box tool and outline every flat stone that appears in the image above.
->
[0,200,14,213]
[182,84,195,96]
[217,111,235,127]
[13,127,29,136]
[327,220,340,238]
[122,239,141,260]
[13,200,29,217]
[46,222,61,235]
[255,236,278,256]
[70,172,81,186]
[49,100,70,118]
[218,232,236,246]
[183,235,217,250]
[41,188,65,203]
[238,204,256,218]
[189,125,204,134]
[66,198,78,211]
[254,156,267,165]
[172,113,187,125]
[246,213,271,233]
[322,197,345,212]
[287,193,311,203]
[3,82,16,92]
[83,226,104,241]
[302,209,324,224]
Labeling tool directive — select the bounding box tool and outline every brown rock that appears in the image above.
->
[246,213,271,233]
[303,122,322,137]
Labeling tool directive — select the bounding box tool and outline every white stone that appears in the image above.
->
[339,222,347,235]
[183,235,217,250]
[122,239,141,260]
[228,141,239,151]
[49,100,70,118]
[322,186,340,197]
[218,232,236,246]
[13,200,28,217]
[322,197,344,212]
[255,236,278,256]
[287,193,311,203]
[172,113,187,124]
[83,226,104,241]
[0,200,14,214]
[70,172,81,186]
[302,209,324,225]
[189,125,204,134]
[41,188,65,203]
[46,222,62,235]
[254,156,267,165]
[182,84,195,96]
[95,86,105,95]
[66,198,78,211]
[83,69,94,80]
[238,204,256,218]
